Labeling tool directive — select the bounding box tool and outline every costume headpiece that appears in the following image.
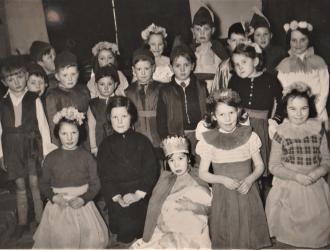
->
[249,6,270,32]
[282,82,313,97]
[141,23,167,41]
[192,4,214,26]
[161,136,189,157]
[53,106,85,125]
[207,88,241,105]
[283,20,313,33]
[92,41,120,56]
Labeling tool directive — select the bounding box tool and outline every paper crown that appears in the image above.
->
[161,136,189,157]
[249,7,270,30]
[193,5,214,26]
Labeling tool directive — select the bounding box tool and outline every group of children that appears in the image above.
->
[0,4,329,249]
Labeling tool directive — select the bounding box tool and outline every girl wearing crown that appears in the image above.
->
[131,135,212,249]
[33,107,108,249]
[266,83,330,248]
[197,89,271,249]
[277,20,329,129]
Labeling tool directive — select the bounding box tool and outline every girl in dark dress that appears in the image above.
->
[97,96,160,247]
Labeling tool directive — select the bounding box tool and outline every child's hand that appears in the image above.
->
[0,158,7,172]
[222,177,240,190]
[52,194,68,208]
[117,196,129,207]
[307,171,320,183]
[237,179,253,194]
[176,197,207,215]
[295,173,314,186]
[122,193,141,205]
[91,147,98,157]
[68,197,85,209]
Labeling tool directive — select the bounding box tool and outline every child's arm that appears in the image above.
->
[199,157,240,190]
[308,133,330,182]
[36,98,57,156]
[0,123,5,172]
[315,68,329,118]
[272,77,284,123]
[237,151,264,194]
[87,107,97,156]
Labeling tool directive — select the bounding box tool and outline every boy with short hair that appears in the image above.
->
[26,63,48,99]
[157,44,207,160]
[88,65,119,156]
[0,56,56,239]
[126,48,162,148]
[29,40,57,90]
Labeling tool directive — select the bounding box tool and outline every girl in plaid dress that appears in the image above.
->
[266,82,330,248]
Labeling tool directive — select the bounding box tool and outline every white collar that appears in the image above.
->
[175,77,190,88]
[6,89,27,106]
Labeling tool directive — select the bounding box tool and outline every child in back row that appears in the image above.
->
[26,63,48,102]
[266,83,330,248]
[196,88,271,249]
[46,51,90,145]
[0,56,56,239]
[87,65,118,156]
[87,41,128,97]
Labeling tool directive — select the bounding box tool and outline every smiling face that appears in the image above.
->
[168,152,189,176]
[253,27,271,49]
[148,33,165,58]
[110,106,131,134]
[287,96,309,126]
[290,30,309,55]
[213,102,239,132]
[192,24,214,44]
[56,66,79,89]
[2,68,28,95]
[171,55,194,81]
[59,122,79,150]
[232,53,258,78]
[97,49,115,67]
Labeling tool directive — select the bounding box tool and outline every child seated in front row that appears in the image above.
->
[132,136,211,249]
[87,65,118,156]
[34,107,108,248]
[0,56,56,239]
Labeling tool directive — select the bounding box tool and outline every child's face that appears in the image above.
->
[133,60,155,85]
[148,34,165,58]
[227,33,247,51]
[171,56,194,81]
[110,106,131,134]
[168,152,188,176]
[2,68,27,94]
[232,54,258,78]
[96,76,117,98]
[56,66,79,89]
[39,49,56,74]
[213,102,238,132]
[254,27,271,49]
[192,24,214,44]
[287,96,309,126]
[290,30,309,55]
[98,49,115,67]
[27,75,46,96]
[59,122,79,150]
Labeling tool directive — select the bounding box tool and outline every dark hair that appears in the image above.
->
[27,63,49,84]
[92,48,118,73]
[228,22,246,39]
[282,87,317,119]
[170,44,196,65]
[1,56,27,80]
[106,96,138,126]
[232,43,264,72]
[286,27,312,50]
[164,152,194,172]
[204,88,246,129]
[95,65,119,83]
[54,118,87,146]
[132,48,155,66]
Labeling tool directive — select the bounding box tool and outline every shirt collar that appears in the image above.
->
[6,88,27,106]
[175,77,190,88]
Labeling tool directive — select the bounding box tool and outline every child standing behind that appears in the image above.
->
[126,48,162,148]
[196,89,271,249]
[0,56,56,239]
[46,51,90,144]
[34,107,108,248]
[26,63,48,103]
[87,65,118,156]
[97,96,159,248]
[87,41,128,98]
[266,83,330,248]
[157,44,207,159]
[191,6,228,93]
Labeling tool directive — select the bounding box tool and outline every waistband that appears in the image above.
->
[52,184,88,200]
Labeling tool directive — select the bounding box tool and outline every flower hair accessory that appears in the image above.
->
[207,88,241,105]
[53,107,85,125]
[282,82,313,97]
[92,41,119,56]
[141,23,167,41]
[283,20,313,33]
[161,136,189,157]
